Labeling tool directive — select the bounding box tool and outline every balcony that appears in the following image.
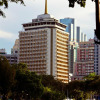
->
[57,65,68,69]
[57,69,68,73]
[57,34,68,39]
[57,54,68,59]
[57,44,67,49]
[57,73,68,76]
[57,77,68,80]
[57,58,68,62]
[57,62,68,66]
[57,50,68,55]
[57,40,68,45]
[57,46,68,52]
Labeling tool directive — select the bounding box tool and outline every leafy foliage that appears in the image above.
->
[0,0,24,17]
[41,87,66,100]
[0,56,15,99]
[41,75,66,92]
[11,64,44,100]
[66,73,100,100]
[68,0,95,7]
[1,60,100,100]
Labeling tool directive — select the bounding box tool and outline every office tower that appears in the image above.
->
[72,39,94,80]
[81,33,84,42]
[69,41,79,74]
[0,49,18,65]
[60,18,76,42]
[94,35,100,75]
[11,39,19,55]
[19,0,69,83]
[11,39,19,63]
[77,26,82,43]
[81,33,87,42]
[84,34,87,41]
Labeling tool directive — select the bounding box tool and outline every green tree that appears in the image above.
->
[66,80,85,99]
[83,72,96,81]
[91,78,100,94]
[0,0,24,17]
[12,63,28,72]
[11,69,44,100]
[41,75,66,93]
[41,75,66,100]
[0,56,15,100]
[41,87,65,100]
[66,73,99,100]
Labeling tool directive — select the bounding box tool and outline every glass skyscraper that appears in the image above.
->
[60,18,77,42]
[60,18,87,43]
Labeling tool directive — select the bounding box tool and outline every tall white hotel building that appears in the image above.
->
[19,0,69,83]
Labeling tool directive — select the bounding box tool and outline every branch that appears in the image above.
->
[0,9,6,17]
[0,0,25,17]
[68,0,95,7]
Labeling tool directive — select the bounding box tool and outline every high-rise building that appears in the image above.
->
[84,34,87,42]
[94,35,100,75]
[76,26,82,43]
[19,0,69,83]
[11,39,19,63]
[11,39,19,55]
[77,27,87,42]
[81,33,84,42]
[72,39,94,80]
[69,41,79,74]
[60,18,76,42]
[60,18,87,43]
[0,49,18,65]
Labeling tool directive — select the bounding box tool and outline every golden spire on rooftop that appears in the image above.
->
[45,0,48,14]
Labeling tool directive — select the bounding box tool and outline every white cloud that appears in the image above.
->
[0,30,18,40]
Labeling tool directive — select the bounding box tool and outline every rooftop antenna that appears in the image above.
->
[45,0,48,14]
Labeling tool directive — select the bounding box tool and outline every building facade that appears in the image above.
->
[0,49,18,65]
[72,39,94,80]
[11,39,19,55]
[19,11,69,82]
[76,26,82,43]
[94,36,100,75]
[81,33,84,42]
[0,49,6,54]
[84,34,87,42]
[11,39,19,63]
[76,27,87,43]
[69,41,79,74]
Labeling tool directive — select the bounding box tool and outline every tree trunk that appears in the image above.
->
[95,0,100,40]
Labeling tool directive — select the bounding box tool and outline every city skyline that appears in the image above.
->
[0,0,95,53]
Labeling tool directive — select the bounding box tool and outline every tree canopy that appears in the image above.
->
[1,58,100,100]
[0,56,16,100]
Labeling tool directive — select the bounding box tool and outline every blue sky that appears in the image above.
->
[0,0,95,54]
